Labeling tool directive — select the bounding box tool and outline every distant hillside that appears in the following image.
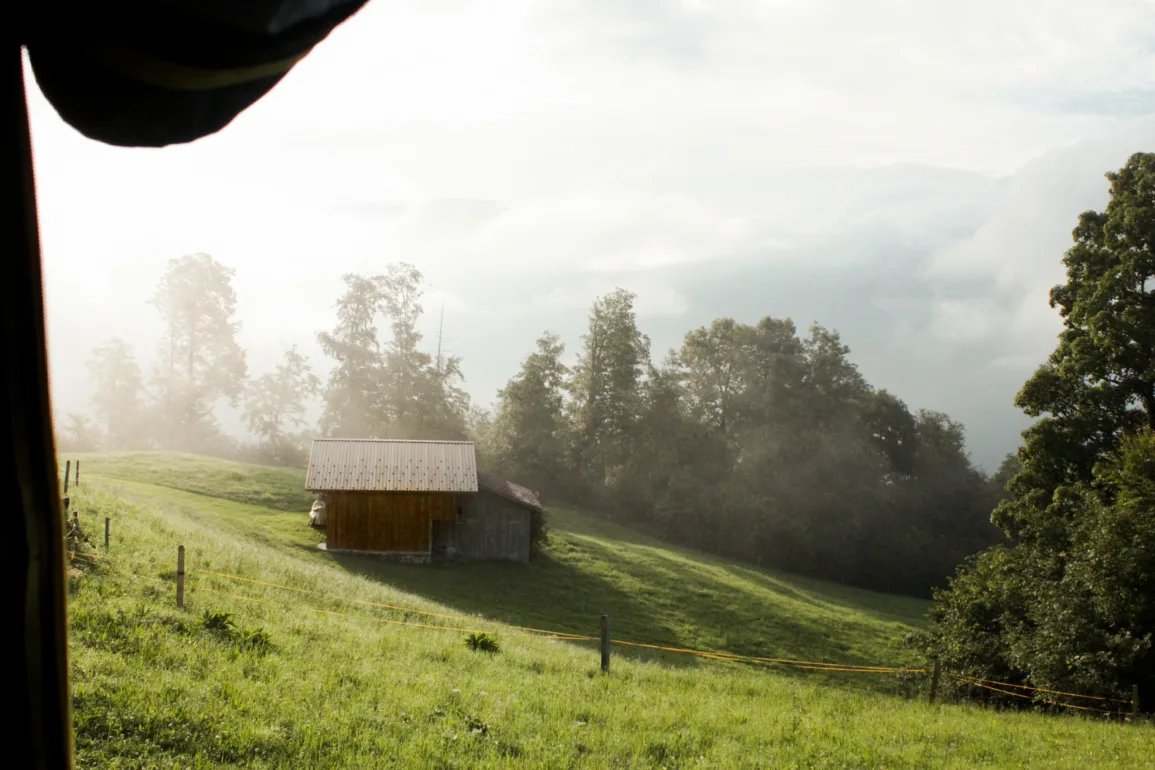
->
[73,452,313,511]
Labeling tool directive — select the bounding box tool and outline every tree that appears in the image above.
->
[59,413,100,453]
[861,389,918,477]
[243,346,320,466]
[490,332,571,494]
[989,453,1022,501]
[799,323,869,426]
[318,274,386,437]
[679,318,747,435]
[568,289,650,498]
[623,354,731,542]
[378,263,469,439]
[927,153,1155,706]
[150,253,247,451]
[878,410,999,593]
[87,337,144,449]
[483,308,989,597]
[377,263,429,435]
[998,156,1155,544]
[732,316,808,429]
[466,403,496,468]
[318,265,470,440]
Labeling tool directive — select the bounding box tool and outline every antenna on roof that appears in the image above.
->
[435,299,445,376]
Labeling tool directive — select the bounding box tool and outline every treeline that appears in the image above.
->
[63,253,322,467]
[62,256,475,468]
[65,252,1005,597]
[484,291,1006,597]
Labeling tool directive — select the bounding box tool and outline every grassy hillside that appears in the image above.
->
[73,452,314,511]
[64,452,1153,768]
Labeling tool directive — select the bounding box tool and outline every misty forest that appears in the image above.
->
[64,256,1006,600]
[60,153,1155,708]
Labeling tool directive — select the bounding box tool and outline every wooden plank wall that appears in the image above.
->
[457,491,531,563]
[327,491,454,552]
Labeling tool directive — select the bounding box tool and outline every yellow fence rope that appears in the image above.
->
[198,575,914,673]
[80,550,1134,710]
[954,674,1131,705]
[606,638,923,673]
[194,568,313,595]
[956,677,1120,716]
[310,607,497,636]
[73,554,928,676]
[194,586,261,603]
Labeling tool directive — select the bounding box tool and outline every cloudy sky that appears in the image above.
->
[25,0,1155,469]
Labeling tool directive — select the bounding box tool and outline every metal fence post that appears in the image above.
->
[176,545,186,608]
[600,615,610,674]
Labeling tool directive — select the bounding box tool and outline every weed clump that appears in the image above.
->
[201,609,273,655]
[465,632,500,654]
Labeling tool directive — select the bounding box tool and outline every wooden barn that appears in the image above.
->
[305,438,540,563]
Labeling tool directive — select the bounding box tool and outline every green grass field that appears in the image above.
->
[65,452,1153,768]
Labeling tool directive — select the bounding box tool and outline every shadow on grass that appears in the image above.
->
[316,536,925,696]
[554,507,928,627]
[320,547,706,668]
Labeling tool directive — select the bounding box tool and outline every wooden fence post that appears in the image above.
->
[176,545,186,608]
[104,518,110,551]
[63,460,70,494]
[929,659,941,705]
[600,615,610,674]
[1133,684,1140,720]
[75,460,80,487]
[71,512,79,537]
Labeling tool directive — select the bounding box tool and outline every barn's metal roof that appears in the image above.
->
[305,439,479,492]
[477,472,543,512]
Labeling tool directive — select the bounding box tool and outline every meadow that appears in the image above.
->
[65,453,1154,768]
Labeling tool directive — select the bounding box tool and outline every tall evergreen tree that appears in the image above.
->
[568,289,650,497]
[318,265,469,440]
[377,263,469,439]
[318,274,386,437]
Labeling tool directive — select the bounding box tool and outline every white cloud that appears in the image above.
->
[927,116,1155,363]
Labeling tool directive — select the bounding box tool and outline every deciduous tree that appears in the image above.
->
[150,253,247,450]
[927,153,1155,706]
[87,337,144,449]
[491,332,570,494]
[244,346,320,465]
